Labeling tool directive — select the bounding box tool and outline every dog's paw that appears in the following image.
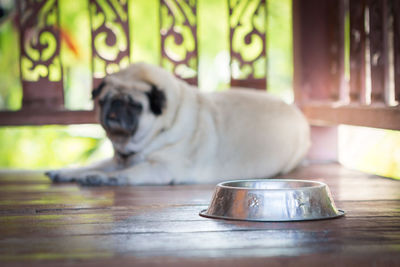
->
[77,172,125,186]
[46,170,126,186]
[45,170,78,183]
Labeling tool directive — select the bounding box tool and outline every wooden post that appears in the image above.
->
[393,0,400,103]
[293,0,345,162]
[349,0,367,104]
[368,0,389,104]
[293,0,345,104]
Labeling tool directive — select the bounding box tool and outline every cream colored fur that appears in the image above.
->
[46,63,310,185]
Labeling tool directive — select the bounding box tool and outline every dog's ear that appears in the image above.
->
[146,85,166,116]
[92,81,106,99]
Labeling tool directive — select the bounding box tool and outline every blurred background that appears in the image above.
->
[0,0,398,179]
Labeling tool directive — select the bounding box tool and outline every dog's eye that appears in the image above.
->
[129,102,142,111]
[127,97,143,111]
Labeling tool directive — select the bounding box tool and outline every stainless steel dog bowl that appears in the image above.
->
[200,179,345,222]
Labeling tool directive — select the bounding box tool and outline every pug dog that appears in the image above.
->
[46,63,310,186]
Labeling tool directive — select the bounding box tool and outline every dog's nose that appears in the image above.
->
[107,99,125,121]
[108,111,118,120]
[102,97,139,135]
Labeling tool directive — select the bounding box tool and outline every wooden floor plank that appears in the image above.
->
[1,229,400,260]
[1,216,400,239]
[0,164,399,266]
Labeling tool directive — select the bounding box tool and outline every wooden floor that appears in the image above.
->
[0,164,400,267]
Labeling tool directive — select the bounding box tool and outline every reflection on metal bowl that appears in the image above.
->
[200,179,345,222]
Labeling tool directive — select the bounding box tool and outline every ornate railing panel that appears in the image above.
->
[160,0,198,85]
[89,0,130,88]
[17,0,64,109]
[229,0,266,89]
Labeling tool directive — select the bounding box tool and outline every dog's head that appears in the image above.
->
[92,64,167,140]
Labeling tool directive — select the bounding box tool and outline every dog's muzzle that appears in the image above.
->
[101,97,142,136]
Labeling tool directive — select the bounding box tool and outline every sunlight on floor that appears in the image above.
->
[339,125,400,180]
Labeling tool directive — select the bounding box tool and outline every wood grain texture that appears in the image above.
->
[0,110,98,126]
[349,0,366,103]
[303,103,400,130]
[393,0,400,103]
[368,0,389,104]
[293,0,345,103]
[0,164,399,266]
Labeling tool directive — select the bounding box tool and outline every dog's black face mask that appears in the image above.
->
[100,95,143,137]
[92,80,165,137]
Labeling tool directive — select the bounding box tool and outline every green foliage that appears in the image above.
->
[130,0,160,64]
[0,20,22,110]
[197,0,230,91]
[59,0,92,110]
[267,0,293,102]
[0,125,111,169]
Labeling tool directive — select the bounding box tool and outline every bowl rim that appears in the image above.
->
[216,179,327,191]
[199,209,346,222]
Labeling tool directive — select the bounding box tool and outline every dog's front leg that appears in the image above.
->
[76,161,172,186]
[46,158,119,183]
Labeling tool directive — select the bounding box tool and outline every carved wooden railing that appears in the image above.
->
[229,0,266,89]
[0,0,266,125]
[294,0,400,130]
[0,0,399,132]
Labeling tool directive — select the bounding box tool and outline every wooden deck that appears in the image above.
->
[0,163,400,266]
